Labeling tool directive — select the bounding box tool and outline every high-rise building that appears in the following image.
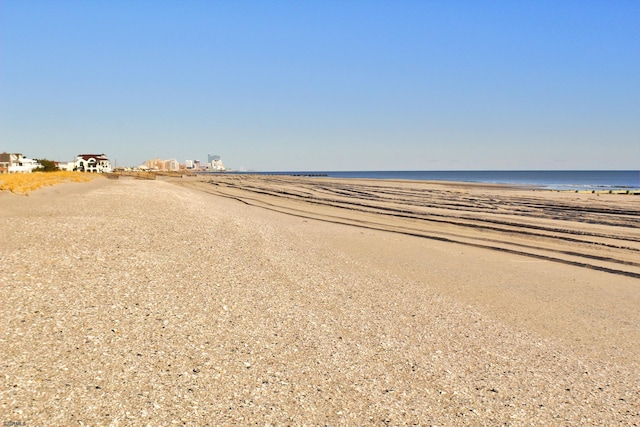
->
[212,157,226,171]
[165,159,180,171]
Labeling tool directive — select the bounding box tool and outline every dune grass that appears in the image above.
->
[0,171,99,194]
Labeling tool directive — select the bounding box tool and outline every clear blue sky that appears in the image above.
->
[1,1,638,170]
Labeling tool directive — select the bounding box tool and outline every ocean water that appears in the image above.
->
[229,170,640,191]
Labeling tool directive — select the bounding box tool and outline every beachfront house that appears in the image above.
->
[0,152,42,173]
[56,161,77,171]
[76,154,112,173]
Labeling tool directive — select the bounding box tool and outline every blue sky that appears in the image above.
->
[1,1,638,170]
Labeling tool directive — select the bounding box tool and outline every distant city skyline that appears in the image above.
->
[1,1,638,171]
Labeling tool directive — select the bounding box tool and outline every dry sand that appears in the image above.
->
[1,175,638,426]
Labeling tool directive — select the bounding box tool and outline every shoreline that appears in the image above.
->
[196,170,640,193]
[2,176,639,425]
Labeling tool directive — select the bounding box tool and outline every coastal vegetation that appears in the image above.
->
[0,170,98,194]
[34,158,59,172]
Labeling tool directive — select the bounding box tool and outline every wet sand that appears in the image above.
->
[1,175,638,425]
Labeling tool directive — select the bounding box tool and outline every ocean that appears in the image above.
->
[227,170,640,191]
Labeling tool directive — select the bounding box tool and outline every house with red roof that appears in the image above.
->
[76,154,112,173]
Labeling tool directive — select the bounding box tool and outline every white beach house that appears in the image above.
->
[0,153,42,173]
[76,154,112,173]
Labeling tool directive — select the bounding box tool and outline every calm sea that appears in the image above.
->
[228,170,640,191]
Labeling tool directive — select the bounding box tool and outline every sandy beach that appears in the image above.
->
[1,175,639,425]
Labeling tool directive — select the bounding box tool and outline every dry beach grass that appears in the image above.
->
[1,175,638,425]
[0,171,98,194]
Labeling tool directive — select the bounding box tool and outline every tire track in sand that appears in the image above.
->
[173,176,640,279]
